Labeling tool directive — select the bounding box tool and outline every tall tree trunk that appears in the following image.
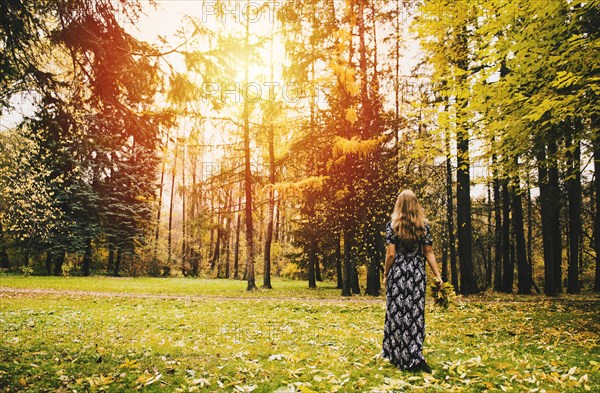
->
[525,175,541,294]
[511,169,531,294]
[107,243,114,274]
[224,190,233,279]
[0,221,9,268]
[456,128,478,294]
[167,141,178,268]
[113,247,122,277]
[493,154,503,291]
[308,236,317,289]
[274,198,281,243]
[181,141,187,276]
[547,141,563,294]
[501,180,512,293]
[225,219,231,279]
[486,183,493,287]
[263,28,275,289]
[594,122,600,292]
[526,172,533,280]
[366,256,380,296]
[189,151,201,277]
[234,190,242,280]
[82,237,92,277]
[243,0,256,290]
[446,135,459,290]
[211,217,221,273]
[336,232,343,289]
[54,250,65,276]
[208,189,215,268]
[341,229,352,296]
[152,128,170,277]
[352,262,361,295]
[394,0,401,151]
[315,255,322,282]
[45,251,52,275]
[566,130,581,294]
[537,143,562,296]
[441,233,448,283]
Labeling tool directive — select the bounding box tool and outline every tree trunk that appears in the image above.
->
[366,257,380,296]
[594,122,600,292]
[352,263,361,295]
[486,184,493,287]
[456,128,478,294]
[263,24,276,289]
[548,141,563,294]
[526,173,534,282]
[501,180,513,293]
[107,243,114,274]
[113,247,122,277]
[54,250,65,276]
[211,217,221,273]
[308,237,317,289]
[512,174,531,294]
[441,234,448,283]
[0,221,9,268]
[274,198,281,243]
[493,156,503,291]
[181,142,187,276]
[446,139,459,290]
[315,255,322,282]
[341,229,352,296]
[243,0,257,290]
[82,237,92,277]
[566,131,581,294]
[537,143,562,296]
[234,192,242,280]
[167,141,178,268]
[336,232,343,289]
[152,128,170,277]
[45,252,52,275]
[225,196,232,279]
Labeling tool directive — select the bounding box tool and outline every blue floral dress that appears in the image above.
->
[382,221,433,370]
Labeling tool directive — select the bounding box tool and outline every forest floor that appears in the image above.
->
[0,276,599,392]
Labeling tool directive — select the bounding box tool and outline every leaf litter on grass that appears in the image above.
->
[0,281,598,392]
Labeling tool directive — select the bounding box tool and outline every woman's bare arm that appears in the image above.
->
[384,244,396,280]
[423,245,443,287]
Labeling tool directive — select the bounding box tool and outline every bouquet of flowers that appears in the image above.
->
[430,280,457,309]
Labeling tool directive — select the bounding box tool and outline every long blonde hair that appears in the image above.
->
[391,190,426,242]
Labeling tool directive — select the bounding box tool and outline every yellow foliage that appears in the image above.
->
[331,62,360,96]
[268,176,329,198]
[280,261,302,280]
[335,187,350,201]
[345,107,358,124]
[333,136,380,158]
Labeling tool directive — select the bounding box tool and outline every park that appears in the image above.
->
[1,0,599,391]
[1,276,598,392]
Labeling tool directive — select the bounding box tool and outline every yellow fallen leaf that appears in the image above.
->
[298,386,318,393]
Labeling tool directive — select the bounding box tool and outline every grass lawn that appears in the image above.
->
[1,275,599,392]
[0,275,351,300]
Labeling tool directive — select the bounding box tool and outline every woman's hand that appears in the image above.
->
[433,276,443,289]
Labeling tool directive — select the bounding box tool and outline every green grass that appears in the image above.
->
[1,276,599,392]
[0,275,352,300]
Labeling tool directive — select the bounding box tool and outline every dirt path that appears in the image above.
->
[0,286,385,304]
[2,286,598,306]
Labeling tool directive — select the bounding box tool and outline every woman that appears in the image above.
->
[382,189,443,373]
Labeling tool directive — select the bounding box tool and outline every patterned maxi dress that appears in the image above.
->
[382,221,433,370]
